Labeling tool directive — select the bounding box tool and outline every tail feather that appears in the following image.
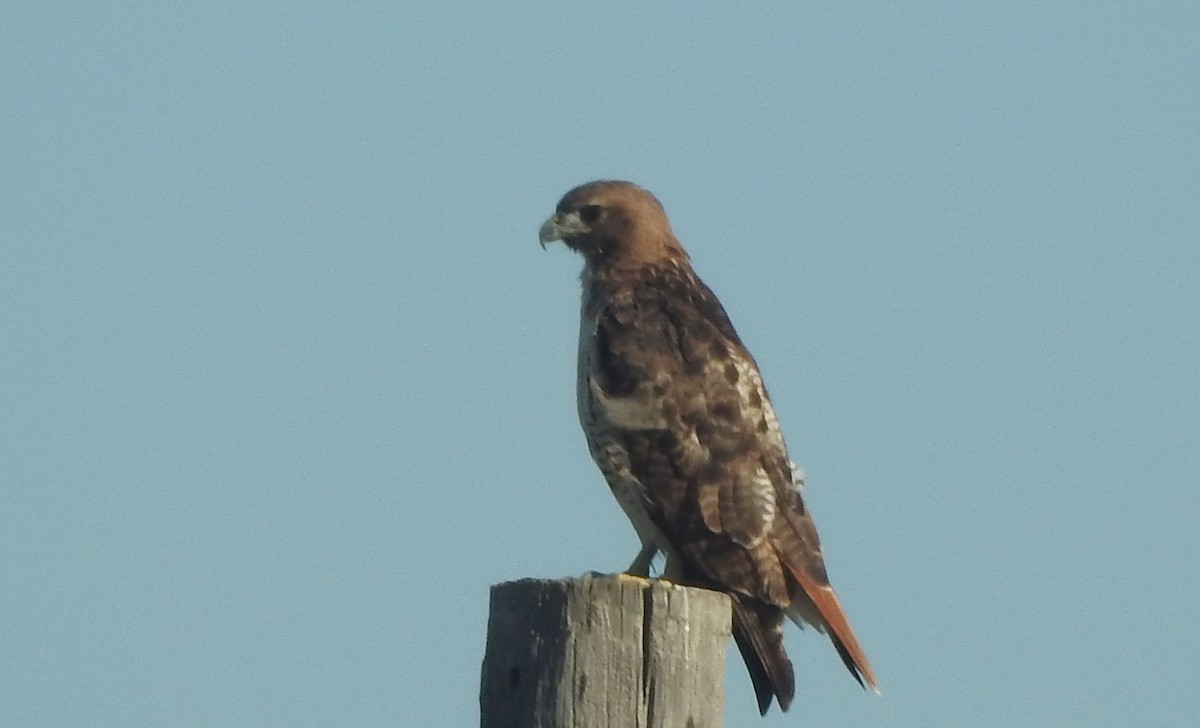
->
[730,596,795,714]
[830,632,868,690]
[782,562,879,691]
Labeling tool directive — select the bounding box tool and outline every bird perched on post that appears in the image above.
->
[539,180,878,714]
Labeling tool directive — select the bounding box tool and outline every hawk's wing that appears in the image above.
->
[584,263,875,712]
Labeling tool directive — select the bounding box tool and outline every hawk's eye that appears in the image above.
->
[578,205,603,224]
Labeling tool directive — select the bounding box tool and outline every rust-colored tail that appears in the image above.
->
[730,595,795,714]
[783,562,879,691]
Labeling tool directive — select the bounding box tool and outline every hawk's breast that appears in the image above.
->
[575,274,672,557]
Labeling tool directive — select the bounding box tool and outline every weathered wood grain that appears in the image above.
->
[480,574,730,728]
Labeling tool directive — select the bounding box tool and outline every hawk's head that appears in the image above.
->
[539,180,687,267]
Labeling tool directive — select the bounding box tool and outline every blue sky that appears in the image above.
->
[2,4,1197,726]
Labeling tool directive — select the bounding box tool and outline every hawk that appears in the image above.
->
[539,180,877,714]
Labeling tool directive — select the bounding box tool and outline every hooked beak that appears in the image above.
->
[538,211,587,249]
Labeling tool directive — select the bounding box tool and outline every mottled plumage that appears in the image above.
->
[539,180,877,714]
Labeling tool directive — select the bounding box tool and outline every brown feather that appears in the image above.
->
[730,595,795,714]
[544,180,878,712]
[698,482,723,533]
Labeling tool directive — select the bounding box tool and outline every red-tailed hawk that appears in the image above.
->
[539,180,878,714]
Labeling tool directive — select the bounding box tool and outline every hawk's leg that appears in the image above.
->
[625,544,657,577]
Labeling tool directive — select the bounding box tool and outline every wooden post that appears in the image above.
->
[480,574,730,728]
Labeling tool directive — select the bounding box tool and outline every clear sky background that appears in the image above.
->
[3,4,1197,727]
